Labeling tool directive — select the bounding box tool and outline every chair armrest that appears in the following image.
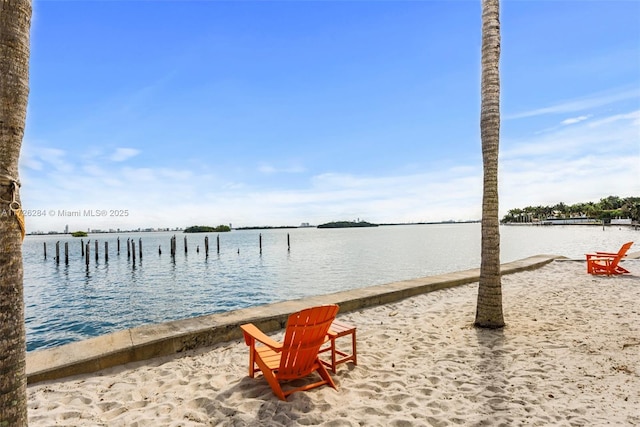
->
[586,253,614,260]
[587,256,612,264]
[240,323,283,351]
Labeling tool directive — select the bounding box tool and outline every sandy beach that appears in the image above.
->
[27,259,640,426]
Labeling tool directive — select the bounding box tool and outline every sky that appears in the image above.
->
[20,0,640,232]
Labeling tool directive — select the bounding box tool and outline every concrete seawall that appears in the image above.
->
[26,255,565,384]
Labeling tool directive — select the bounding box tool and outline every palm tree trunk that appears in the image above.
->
[0,0,32,425]
[475,0,504,329]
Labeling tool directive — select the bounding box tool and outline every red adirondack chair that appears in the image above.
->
[240,304,339,400]
[586,241,633,275]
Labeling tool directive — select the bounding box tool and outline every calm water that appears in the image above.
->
[23,223,637,351]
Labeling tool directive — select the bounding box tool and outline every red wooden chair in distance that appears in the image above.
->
[586,241,633,276]
[240,304,339,401]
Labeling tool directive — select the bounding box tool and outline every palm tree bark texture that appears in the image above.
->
[0,0,32,425]
[475,0,505,328]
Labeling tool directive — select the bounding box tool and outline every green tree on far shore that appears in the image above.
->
[184,225,231,233]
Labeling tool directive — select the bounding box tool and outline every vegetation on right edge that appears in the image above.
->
[502,195,640,223]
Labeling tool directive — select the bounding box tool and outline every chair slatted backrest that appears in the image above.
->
[278,304,339,380]
[610,242,633,268]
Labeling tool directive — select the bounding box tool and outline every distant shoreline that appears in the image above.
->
[26,220,482,236]
[27,220,640,236]
[30,219,640,236]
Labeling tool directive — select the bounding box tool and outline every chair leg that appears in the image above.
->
[315,359,337,390]
[248,345,255,378]
[256,357,287,401]
[615,266,630,274]
[352,329,357,366]
[330,337,337,373]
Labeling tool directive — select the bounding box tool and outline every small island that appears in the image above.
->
[184,225,231,233]
[70,231,88,237]
[317,221,378,229]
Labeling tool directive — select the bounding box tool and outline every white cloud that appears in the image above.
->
[20,152,43,171]
[21,146,73,173]
[18,102,640,233]
[110,148,140,162]
[500,109,640,210]
[158,168,194,181]
[258,162,306,174]
[506,87,640,120]
[500,154,639,210]
[21,156,485,232]
[561,115,591,125]
[502,109,639,161]
[258,164,277,174]
[587,110,640,127]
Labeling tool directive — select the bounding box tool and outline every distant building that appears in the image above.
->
[64,224,69,234]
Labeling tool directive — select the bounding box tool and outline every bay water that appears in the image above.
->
[23,223,637,351]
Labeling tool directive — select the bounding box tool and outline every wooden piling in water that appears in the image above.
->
[259,233,262,254]
[139,238,142,260]
[205,236,209,257]
[64,242,69,265]
[287,233,290,251]
[132,241,136,264]
[159,245,162,255]
[217,235,220,254]
[117,237,120,254]
[95,240,98,261]
[44,242,47,260]
[85,242,90,266]
[81,239,84,257]
[105,241,108,262]
[55,241,60,264]
[184,236,188,254]
[127,238,131,258]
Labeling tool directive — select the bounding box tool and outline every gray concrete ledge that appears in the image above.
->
[26,255,562,384]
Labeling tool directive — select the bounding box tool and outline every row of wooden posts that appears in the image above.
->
[44,233,292,265]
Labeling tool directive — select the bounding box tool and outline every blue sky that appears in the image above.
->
[21,0,640,232]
